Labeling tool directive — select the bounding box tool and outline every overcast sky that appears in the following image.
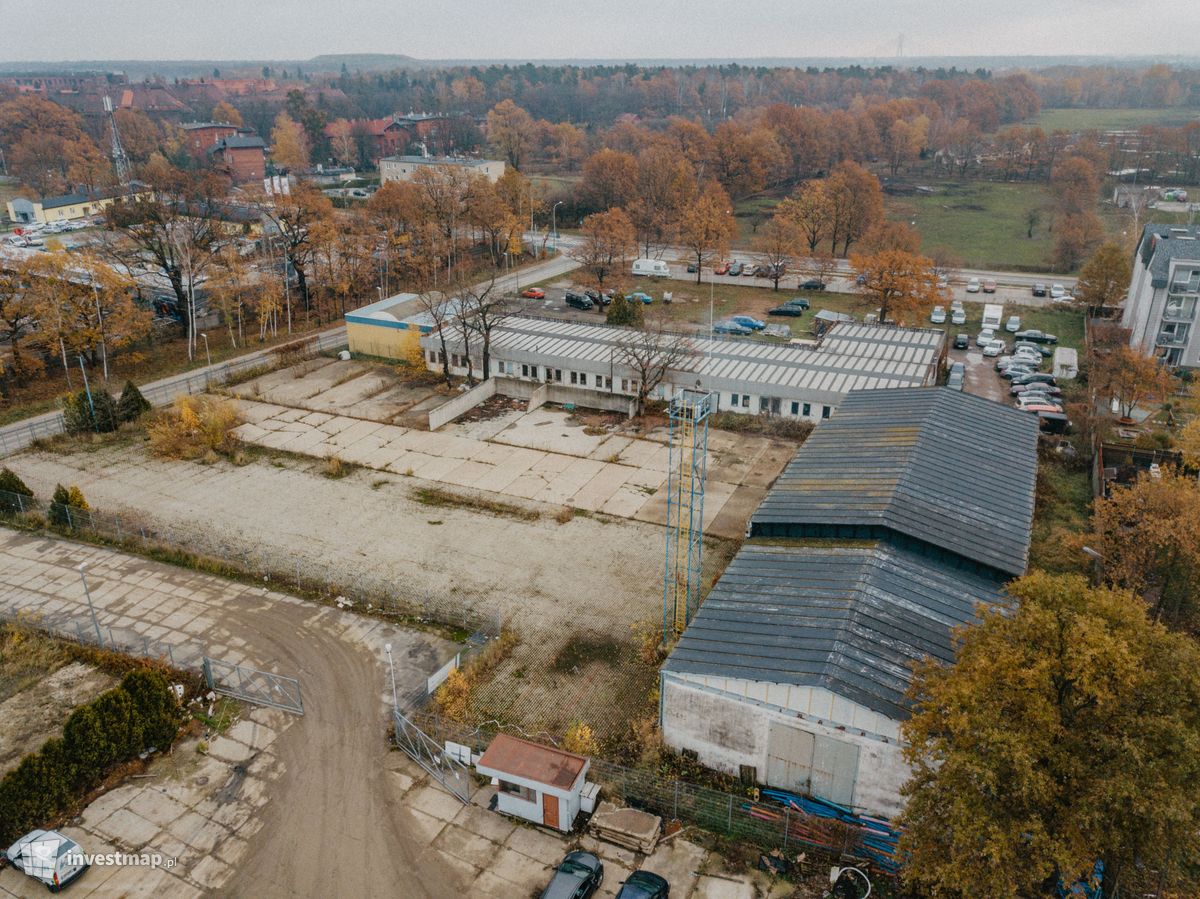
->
[1,0,1196,62]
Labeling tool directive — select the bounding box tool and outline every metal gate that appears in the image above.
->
[393,708,472,803]
[203,656,305,715]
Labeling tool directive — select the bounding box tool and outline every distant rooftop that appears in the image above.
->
[380,154,500,168]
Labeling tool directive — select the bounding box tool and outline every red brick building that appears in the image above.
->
[209,134,267,184]
[182,122,241,159]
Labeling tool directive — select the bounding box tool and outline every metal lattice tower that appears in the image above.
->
[103,96,132,186]
[662,389,713,642]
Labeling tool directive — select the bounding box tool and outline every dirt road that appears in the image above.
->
[0,530,459,897]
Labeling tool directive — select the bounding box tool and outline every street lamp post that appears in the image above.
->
[77,562,103,646]
[384,643,399,710]
[200,333,211,368]
[552,201,563,251]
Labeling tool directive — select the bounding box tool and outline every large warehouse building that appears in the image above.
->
[660,388,1039,817]
[416,314,944,421]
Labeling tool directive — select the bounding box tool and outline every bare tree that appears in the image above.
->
[415,287,456,386]
[456,269,511,381]
[613,316,699,416]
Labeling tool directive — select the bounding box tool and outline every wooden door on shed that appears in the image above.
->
[765,722,815,793]
[542,792,559,829]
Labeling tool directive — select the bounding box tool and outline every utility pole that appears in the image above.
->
[384,643,399,710]
[77,562,104,647]
[77,355,95,426]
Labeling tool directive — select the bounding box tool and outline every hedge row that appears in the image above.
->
[0,668,185,846]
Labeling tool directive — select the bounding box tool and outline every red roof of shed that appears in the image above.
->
[477,734,587,790]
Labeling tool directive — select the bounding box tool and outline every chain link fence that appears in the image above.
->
[0,486,503,639]
[0,329,347,458]
[405,708,900,875]
[0,605,206,674]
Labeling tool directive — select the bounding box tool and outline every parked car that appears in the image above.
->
[730,314,766,331]
[1011,383,1062,397]
[953,333,970,350]
[743,263,759,276]
[728,262,744,276]
[521,287,545,299]
[947,361,966,391]
[798,279,826,291]
[1011,372,1058,386]
[6,830,89,893]
[982,279,997,293]
[1050,283,1067,300]
[565,291,594,310]
[686,262,698,273]
[1014,340,1053,357]
[1005,315,1021,332]
[615,870,670,899]
[768,303,805,317]
[785,296,810,310]
[584,289,610,306]
[713,320,752,335]
[1016,390,1063,406]
[966,277,981,293]
[976,328,996,347]
[930,305,946,324]
[855,272,868,285]
[1014,329,1058,344]
[999,352,1042,370]
[1032,282,1048,297]
[629,292,653,305]
[1021,402,1065,415]
[983,339,1006,357]
[951,309,967,325]
[714,262,730,275]
[541,851,604,899]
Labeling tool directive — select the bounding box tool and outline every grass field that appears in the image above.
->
[886,181,1055,271]
[1029,107,1199,132]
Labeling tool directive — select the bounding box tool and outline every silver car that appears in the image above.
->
[5,830,89,893]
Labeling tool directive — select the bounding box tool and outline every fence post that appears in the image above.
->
[727,794,733,833]
[673,780,679,820]
[783,805,789,851]
[65,506,74,529]
[202,656,213,688]
[167,644,175,666]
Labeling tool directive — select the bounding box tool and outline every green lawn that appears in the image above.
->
[1029,107,1199,132]
[887,181,1055,271]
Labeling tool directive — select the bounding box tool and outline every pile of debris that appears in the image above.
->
[588,801,661,854]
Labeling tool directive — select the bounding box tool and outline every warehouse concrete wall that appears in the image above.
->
[428,378,498,429]
[660,675,910,818]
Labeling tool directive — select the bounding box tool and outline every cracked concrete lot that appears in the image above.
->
[0,531,460,898]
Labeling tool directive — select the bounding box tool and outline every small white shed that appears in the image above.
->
[475,734,589,832]
[1053,347,1079,380]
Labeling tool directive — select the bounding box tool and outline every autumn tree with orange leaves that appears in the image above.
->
[850,248,942,325]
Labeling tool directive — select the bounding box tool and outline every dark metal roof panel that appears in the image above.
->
[663,542,1007,720]
[750,387,1038,576]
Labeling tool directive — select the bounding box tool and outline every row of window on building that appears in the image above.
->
[728,393,831,419]
[426,351,832,420]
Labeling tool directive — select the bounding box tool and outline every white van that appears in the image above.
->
[631,258,670,278]
[5,830,89,892]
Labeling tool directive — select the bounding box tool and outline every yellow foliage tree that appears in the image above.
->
[270,112,309,171]
[562,721,598,756]
[434,668,472,722]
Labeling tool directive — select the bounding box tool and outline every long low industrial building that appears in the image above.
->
[660,387,1039,817]
[425,316,943,420]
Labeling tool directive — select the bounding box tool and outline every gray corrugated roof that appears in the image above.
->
[751,387,1038,576]
[1139,223,1200,288]
[212,135,266,150]
[663,541,1007,720]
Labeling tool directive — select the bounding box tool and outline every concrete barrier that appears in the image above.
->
[427,377,497,430]
[526,383,549,412]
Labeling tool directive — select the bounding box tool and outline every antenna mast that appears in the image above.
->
[103,96,132,186]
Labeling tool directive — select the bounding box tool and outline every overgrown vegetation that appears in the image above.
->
[709,411,815,441]
[1029,454,1093,575]
[411,485,540,521]
[0,666,188,846]
[433,629,521,722]
[147,395,242,460]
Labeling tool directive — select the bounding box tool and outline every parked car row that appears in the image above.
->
[992,340,1065,415]
[540,851,669,899]
[767,297,810,317]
